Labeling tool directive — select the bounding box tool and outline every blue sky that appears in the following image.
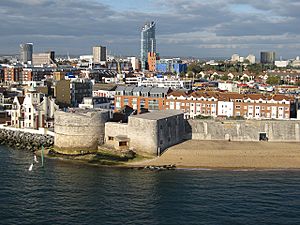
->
[0,0,299,59]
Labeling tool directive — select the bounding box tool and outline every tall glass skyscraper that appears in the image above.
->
[140,21,156,70]
[20,43,33,64]
[260,51,276,64]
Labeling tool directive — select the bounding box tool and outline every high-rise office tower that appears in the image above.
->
[260,51,276,64]
[93,46,107,63]
[20,43,33,64]
[140,21,156,70]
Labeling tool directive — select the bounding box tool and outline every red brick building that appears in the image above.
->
[147,52,157,72]
[114,86,297,120]
[4,65,22,82]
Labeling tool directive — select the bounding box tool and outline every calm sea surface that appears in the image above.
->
[1,145,300,225]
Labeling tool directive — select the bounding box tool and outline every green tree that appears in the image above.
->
[220,74,229,81]
[187,71,194,78]
[247,63,263,74]
[228,66,237,73]
[212,74,220,80]
[187,62,202,74]
[266,75,280,85]
[179,71,186,78]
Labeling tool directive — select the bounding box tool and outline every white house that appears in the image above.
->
[217,101,234,117]
[10,87,58,129]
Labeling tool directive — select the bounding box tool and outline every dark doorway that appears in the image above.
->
[259,132,268,141]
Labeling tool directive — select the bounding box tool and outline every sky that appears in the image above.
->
[0,0,300,59]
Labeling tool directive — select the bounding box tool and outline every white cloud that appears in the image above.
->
[0,0,299,58]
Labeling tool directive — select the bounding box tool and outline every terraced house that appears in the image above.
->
[114,86,297,120]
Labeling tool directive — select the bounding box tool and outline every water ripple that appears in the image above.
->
[1,146,300,225]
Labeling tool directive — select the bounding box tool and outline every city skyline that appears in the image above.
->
[0,0,300,58]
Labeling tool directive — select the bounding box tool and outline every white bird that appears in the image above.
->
[28,163,33,171]
[34,155,39,163]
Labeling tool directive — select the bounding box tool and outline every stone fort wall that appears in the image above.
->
[54,110,109,154]
[187,120,300,142]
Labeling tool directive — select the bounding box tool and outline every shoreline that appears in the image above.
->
[22,140,300,171]
[126,140,300,170]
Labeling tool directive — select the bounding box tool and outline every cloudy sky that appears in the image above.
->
[0,0,300,59]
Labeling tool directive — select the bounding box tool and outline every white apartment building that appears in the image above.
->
[138,77,192,89]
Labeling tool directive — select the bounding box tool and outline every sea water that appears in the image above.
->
[1,145,300,225]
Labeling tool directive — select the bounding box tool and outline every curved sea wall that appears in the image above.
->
[0,129,54,151]
[54,110,110,155]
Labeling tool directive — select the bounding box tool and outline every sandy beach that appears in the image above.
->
[129,140,300,169]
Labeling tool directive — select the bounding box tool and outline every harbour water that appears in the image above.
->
[1,145,300,225]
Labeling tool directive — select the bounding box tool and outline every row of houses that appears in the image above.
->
[114,86,297,120]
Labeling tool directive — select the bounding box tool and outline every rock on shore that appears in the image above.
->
[0,129,54,152]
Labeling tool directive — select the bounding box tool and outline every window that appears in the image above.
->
[108,136,114,141]
[140,99,145,109]
[119,141,127,147]
[236,105,241,109]
[148,100,159,110]
[124,98,129,105]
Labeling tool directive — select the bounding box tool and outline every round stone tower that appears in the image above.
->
[54,109,109,155]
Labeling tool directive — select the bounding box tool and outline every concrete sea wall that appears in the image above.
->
[0,128,54,151]
[187,120,300,142]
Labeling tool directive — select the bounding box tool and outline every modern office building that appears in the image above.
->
[32,51,55,66]
[246,54,256,64]
[140,21,156,70]
[260,51,276,64]
[93,46,107,63]
[231,54,240,62]
[128,57,140,71]
[20,43,33,64]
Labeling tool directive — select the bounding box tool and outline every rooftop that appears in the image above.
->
[130,110,183,121]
